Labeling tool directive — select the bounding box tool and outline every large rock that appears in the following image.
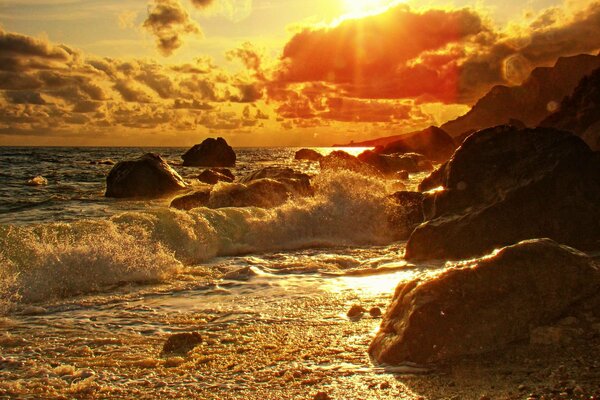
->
[196,168,234,185]
[319,151,380,176]
[541,67,600,151]
[378,126,456,162]
[105,153,187,198]
[386,191,424,240]
[209,179,300,209]
[182,137,236,167]
[359,151,433,175]
[170,187,212,210]
[239,167,313,197]
[441,54,600,136]
[295,148,323,161]
[406,126,600,260]
[370,239,600,365]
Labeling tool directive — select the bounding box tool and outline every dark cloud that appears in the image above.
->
[143,0,202,56]
[190,0,213,8]
[4,91,46,105]
[113,80,153,103]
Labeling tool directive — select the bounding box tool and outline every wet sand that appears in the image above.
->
[1,269,599,399]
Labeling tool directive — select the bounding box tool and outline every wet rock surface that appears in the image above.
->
[295,149,323,161]
[182,137,236,167]
[407,126,600,260]
[162,332,202,355]
[105,153,187,198]
[378,126,456,162]
[196,168,234,185]
[370,239,600,365]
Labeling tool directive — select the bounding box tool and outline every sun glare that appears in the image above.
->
[341,0,405,19]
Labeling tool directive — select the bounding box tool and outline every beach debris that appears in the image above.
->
[162,332,202,355]
[26,176,48,186]
[347,305,366,319]
[182,137,236,167]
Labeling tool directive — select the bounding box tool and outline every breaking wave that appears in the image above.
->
[0,170,402,310]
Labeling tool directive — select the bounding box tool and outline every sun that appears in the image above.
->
[341,0,405,19]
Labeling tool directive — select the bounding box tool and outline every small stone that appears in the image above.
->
[162,332,202,354]
[380,382,391,389]
[313,392,331,400]
[479,396,491,400]
[347,305,366,319]
[369,307,382,317]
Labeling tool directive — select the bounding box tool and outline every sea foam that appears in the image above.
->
[0,170,402,310]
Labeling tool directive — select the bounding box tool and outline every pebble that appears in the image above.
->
[347,305,366,319]
[369,307,382,317]
[314,392,331,400]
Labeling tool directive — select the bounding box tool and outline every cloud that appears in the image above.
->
[143,0,202,56]
[270,1,600,114]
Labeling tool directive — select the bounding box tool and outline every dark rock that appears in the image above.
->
[223,266,257,281]
[369,307,382,317]
[196,168,234,185]
[348,305,366,319]
[387,191,424,240]
[370,239,600,365]
[313,392,331,400]
[170,187,211,210]
[418,163,447,192]
[358,151,433,175]
[541,67,600,150]
[239,167,308,184]
[295,148,323,161]
[162,332,202,354]
[406,126,600,260]
[442,54,600,136]
[105,153,187,198]
[182,137,236,167]
[319,151,381,176]
[378,126,456,162]
[209,179,299,209]
[397,170,409,180]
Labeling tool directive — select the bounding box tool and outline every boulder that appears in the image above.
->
[386,191,424,240]
[405,126,600,260]
[105,153,187,198]
[162,332,202,355]
[319,151,380,176]
[378,126,456,162]
[239,167,313,197]
[369,239,600,365]
[418,163,447,192]
[182,137,236,167]
[295,148,323,161]
[196,168,234,185]
[208,179,298,209]
[170,187,212,210]
[359,151,433,175]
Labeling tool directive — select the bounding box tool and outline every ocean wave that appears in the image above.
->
[0,170,402,310]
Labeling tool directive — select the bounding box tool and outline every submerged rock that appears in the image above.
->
[406,126,600,260]
[162,332,202,355]
[209,178,302,209]
[239,167,313,197]
[358,151,433,175]
[105,153,187,198]
[319,151,380,176]
[378,126,456,162]
[170,187,212,210]
[196,168,234,185]
[370,239,600,365]
[295,148,323,161]
[182,137,236,167]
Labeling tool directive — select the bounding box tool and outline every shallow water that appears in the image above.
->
[0,146,438,398]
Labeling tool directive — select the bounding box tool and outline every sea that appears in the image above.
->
[0,146,444,398]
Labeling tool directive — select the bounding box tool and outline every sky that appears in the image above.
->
[0,0,599,147]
